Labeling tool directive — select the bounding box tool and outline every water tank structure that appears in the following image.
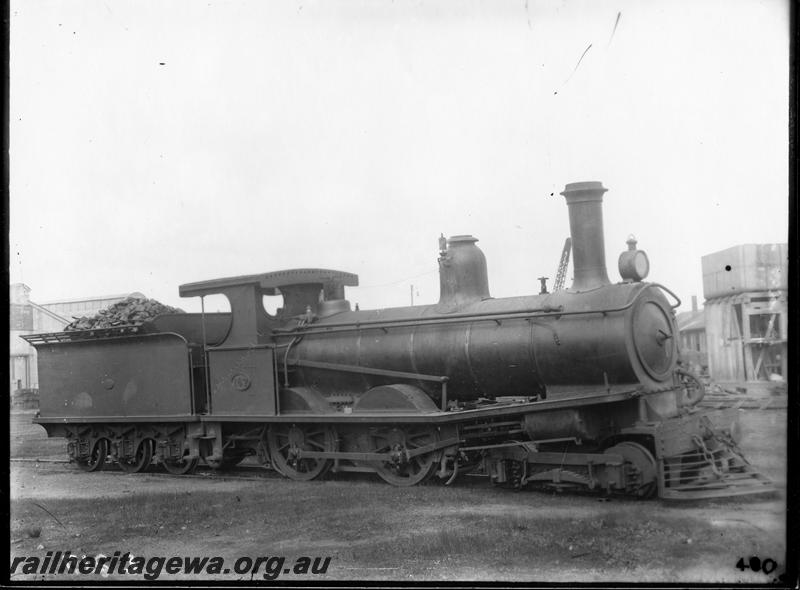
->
[701,244,787,384]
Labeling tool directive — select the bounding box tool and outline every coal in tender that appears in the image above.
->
[64,297,185,331]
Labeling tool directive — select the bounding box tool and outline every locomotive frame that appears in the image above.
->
[24,181,774,500]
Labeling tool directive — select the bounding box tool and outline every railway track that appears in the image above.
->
[10,457,285,482]
[9,456,493,487]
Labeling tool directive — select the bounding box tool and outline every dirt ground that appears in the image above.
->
[8,409,790,584]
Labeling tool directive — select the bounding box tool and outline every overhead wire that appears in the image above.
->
[356,269,437,290]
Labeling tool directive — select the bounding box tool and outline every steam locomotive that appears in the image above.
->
[24,181,773,499]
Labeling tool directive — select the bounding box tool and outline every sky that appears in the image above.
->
[9,0,790,315]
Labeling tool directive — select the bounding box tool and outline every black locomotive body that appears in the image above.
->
[24,181,773,499]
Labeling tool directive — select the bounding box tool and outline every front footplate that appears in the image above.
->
[484,407,776,500]
[646,408,777,500]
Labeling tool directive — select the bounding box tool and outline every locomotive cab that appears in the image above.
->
[178,269,358,417]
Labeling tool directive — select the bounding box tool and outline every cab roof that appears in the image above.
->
[179,268,359,298]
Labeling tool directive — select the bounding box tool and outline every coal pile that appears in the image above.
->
[64,297,185,331]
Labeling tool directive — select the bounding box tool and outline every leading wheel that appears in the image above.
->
[605,441,658,498]
[76,438,108,472]
[267,424,335,481]
[369,426,441,487]
[118,440,153,473]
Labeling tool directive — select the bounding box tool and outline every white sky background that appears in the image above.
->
[9,0,789,314]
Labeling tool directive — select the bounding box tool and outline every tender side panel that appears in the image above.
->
[35,333,194,419]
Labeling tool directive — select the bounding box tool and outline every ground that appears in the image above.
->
[9,409,789,583]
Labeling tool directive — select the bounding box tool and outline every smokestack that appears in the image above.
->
[560,181,610,290]
[438,235,490,307]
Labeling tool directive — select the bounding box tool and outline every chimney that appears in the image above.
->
[438,235,490,307]
[691,295,698,312]
[560,181,610,290]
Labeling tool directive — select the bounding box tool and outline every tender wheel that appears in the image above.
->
[118,440,153,473]
[267,424,335,481]
[162,452,199,475]
[369,426,441,487]
[605,441,658,498]
[76,438,108,472]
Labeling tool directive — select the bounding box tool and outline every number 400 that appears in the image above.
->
[736,556,778,574]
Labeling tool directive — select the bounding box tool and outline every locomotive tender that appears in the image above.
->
[25,181,773,499]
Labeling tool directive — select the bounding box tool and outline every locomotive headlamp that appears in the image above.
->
[618,235,650,282]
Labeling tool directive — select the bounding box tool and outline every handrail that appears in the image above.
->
[286,358,450,410]
[287,358,448,383]
[273,305,564,334]
[272,287,654,338]
[650,283,682,310]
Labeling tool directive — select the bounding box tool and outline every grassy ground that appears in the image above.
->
[10,474,786,582]
[10,411,66,460]
[9,409,789,583]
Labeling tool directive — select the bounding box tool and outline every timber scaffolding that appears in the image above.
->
[698,382,787,411]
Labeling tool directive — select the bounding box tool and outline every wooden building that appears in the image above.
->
[702,244,787,384]
[676,296,707,376]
